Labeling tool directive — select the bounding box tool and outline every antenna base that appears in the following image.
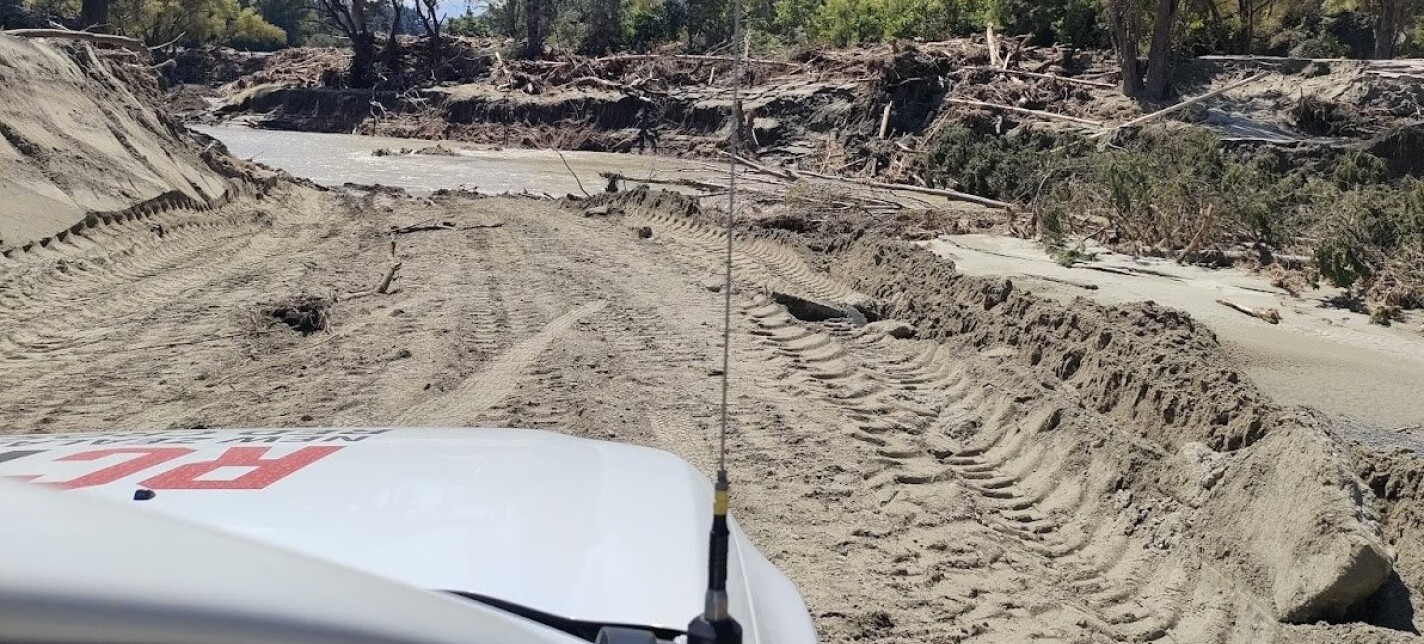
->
[686,612,743,644]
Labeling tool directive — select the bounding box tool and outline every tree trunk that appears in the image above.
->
[523,0,544,58]
[1144,0,1180,100]
[1236,0,1252,54]
[79,0,109,31]
[1108,0,1143,97]
[384,0,402,81]
[351,32,376,87]
[1376,0,1398,59]
[345,0,375,87]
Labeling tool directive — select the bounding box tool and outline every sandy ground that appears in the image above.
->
[5,35,1423,644]
[930,235,1424,431]
[0,182,1414,643]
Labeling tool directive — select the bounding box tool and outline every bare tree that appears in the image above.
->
[316,0,377,86]
[413,0,443,77]
[1144,0,1180,99]
[1107,0,1180,99]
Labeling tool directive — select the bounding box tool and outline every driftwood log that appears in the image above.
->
[3,29,147,52]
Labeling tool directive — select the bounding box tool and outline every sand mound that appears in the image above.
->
[0,35,238,252]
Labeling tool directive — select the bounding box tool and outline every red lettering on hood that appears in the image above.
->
[141,446,342,490]
[46,448,195,490]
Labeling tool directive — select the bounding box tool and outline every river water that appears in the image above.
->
[193,125,713,195]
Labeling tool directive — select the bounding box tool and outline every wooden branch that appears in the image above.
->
[1197,54,1353,63]
[148,32,185,51]
[373,261,401,294]
[946,97,1105,127]
[1095,73,1268,137]
[392,219,454,233]
[1216,299,1281,324]
[533,53,802,68]
[965,66,1116,89]
[553,148,590,197]
[719,151,799,180]
[878,103,893,139]
[340,240,401,300]
[3,28,147,52]
[1177,204,1214,265]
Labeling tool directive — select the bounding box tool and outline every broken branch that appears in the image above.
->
[1178,204,1215,265]
[946,97,1105,127]
[553,148,590,197]
[793,169,1011,209]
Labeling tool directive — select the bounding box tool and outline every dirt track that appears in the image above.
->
[0,179,1414,643]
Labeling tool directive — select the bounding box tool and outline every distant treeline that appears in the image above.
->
[2,0,1420,59]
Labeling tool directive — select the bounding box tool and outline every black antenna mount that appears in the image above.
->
[686,469,741,644]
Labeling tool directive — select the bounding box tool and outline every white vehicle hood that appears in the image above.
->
[0,428,814,643]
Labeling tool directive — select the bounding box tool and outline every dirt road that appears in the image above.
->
[0,179,1412,643]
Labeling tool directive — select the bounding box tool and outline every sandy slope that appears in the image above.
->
[0,36,237,252]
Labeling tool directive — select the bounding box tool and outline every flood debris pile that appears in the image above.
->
[192,37,1130,169]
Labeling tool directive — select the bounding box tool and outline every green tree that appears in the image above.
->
[1,0,38,27]
[811,0,884,45]
[251,0,312,45]
[581,0,624,52]
[108,0,286,47]
[687,0,732,45]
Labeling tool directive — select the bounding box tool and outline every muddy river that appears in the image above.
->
[194,125,714,195]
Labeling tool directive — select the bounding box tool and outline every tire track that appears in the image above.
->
[396,300,608,425]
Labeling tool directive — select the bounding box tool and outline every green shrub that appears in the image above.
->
[923,126,1073,203]
[1333,148,1388,189]
[1314,179,1424,292]
[990,0,1104,47]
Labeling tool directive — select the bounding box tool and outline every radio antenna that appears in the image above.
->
[687,1,743,643]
